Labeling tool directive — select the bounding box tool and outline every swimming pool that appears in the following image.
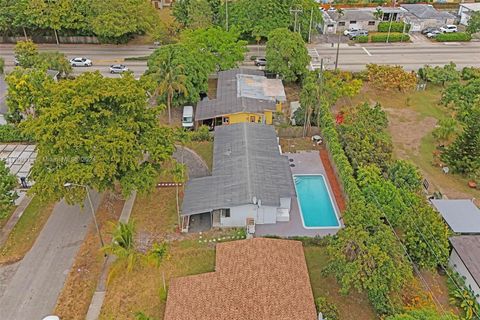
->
[293,174,340,229]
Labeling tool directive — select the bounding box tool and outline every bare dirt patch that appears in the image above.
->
[384,108,437,159]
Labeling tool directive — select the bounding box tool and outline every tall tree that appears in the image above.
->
[0,160,18,219]
[21,72,176,204]
[188,0,213,29]
[466,11,480,35]
[266,27,309,82]
[14,40,38,68]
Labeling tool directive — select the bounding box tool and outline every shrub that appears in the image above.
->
[0,57,4,74]
[371,33,410,43]
[356,35,369,43]
[315,297,339,320]
[436,32,472,42]
[462,67,480,80]
[366,64,417,92]
[0,125,33,143]
[378,22,411,33]
[189,125,212,141]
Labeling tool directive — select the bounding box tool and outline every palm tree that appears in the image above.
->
[155,49,188,124]
[373,8,384,21]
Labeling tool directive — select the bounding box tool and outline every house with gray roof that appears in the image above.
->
[431,199,480,234]
[181,123,295,231]
[195,69,286,127]
[401,4,456,31]
[320,7,406,34]
[458,3,480,26]
[449,236,480,304]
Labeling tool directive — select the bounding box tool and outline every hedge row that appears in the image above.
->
[378,22,411,33]
[435,32,472,42]
[371,33,410,42]
[0,125,33,143]
[356,35,369,43]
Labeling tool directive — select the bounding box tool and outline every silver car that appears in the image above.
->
[70,57,92,67]
[109,64,129,74]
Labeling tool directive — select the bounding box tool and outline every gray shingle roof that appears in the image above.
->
[450,236,480,288]
[195,69,278,121]
[401,4,455,20]
[181,123,295,216]
[431,199,480,234]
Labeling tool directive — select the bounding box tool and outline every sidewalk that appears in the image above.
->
[0,195,33,247]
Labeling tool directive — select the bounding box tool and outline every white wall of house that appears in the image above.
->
[458,6,475,26]
[449,250,480,304]
[218,200,291,227]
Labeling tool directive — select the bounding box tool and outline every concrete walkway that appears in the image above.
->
[85,191,137,320]
[0,191,102,320]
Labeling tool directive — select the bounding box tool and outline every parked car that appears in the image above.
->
[426,30,442,38]
[70,57,92,67]
[343,27,360,36]
[182,106,194,129]
[13,57,20,66]
[254,57,267,66]
[327,6,336,12]
[109,64,129,74]
[421,27,438,35]
[349,30,368,40]
[440,25,457,33]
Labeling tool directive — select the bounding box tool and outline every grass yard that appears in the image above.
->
[0,205,16,229]
[185,141,214,171]
[279,137,320,153]
[0,196,54,264]
[304,245,377,320]
[338,84,479,203]
[54,191,125,320]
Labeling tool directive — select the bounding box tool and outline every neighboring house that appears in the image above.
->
[431,199,480,235]
[164,238,318,320]
[449,236,480,304]
[320,7,406,34]
[401,4,456,31]
[458,3,480,26]
[181,123,295,231]
[195,69,286,127]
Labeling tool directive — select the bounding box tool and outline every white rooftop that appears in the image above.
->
[431,199,480,234]
[460,3,480,11]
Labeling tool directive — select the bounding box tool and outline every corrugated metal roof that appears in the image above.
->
[195,69,282,121]
[450,236,480,288]
[181,123,295,216]
[431,199,480,234]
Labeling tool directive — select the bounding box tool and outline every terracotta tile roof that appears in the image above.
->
[164,238,317,320]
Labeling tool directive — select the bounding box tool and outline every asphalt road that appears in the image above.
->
[309,41,480,71]
[0,191,102,320]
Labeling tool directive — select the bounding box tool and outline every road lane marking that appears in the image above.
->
[362,47,372,56]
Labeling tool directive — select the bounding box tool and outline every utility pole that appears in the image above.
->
[290,8,303,33]
[225,0,229,31]
[308,7,314,43]
[334,33,340,71]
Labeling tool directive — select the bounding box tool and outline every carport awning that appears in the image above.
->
[431,199,480,234]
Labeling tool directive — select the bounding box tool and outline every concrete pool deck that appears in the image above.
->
[255,151,343,237]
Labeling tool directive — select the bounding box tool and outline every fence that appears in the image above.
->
[1,36,100,44]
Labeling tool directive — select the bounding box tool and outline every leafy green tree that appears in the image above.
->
[0,160,18,219]
[326,225,412,315]
[36,52,72,77]
[315,297,339,320]
[6,67,54,123]
[442,107,480,178]
[466,11,480,35]
[385,308,459,320]
[0,57,4,74]
[387,160,422,192]
[366,64,417,92]
[14,40,38,68]
[441,78,480,122]
[153,47,188,124]
[147,43,215,108]
[181,27,247,71]
[432,118,458,144]
[419,62,461,87]
[188,0,213,29]
[266,28,309,82]
[21,72,176,204]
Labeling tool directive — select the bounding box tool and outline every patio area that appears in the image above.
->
[255,151,343,237]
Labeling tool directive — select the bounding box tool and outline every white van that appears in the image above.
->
[182,106,194,129]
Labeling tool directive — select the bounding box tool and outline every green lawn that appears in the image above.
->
[0,196,54,264]
[0,205,16,229]
[185,141,213,171]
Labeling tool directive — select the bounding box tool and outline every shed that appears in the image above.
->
[449,236,480,303]
[431,199,480,234]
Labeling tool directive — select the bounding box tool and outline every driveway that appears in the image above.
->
[0,191,102,320]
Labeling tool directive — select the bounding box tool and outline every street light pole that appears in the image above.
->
[64,183,105,248]
[225,0,229,31]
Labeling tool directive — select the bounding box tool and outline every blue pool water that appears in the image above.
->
[294,175,340,228]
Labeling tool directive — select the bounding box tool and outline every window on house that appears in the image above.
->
[368,21,375,25]
[338,21,345,26]
[221,209,230,218]
[327,24,334,28]
[250,116,256,122]
[349,20,357,24]
[223,116,230,124]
